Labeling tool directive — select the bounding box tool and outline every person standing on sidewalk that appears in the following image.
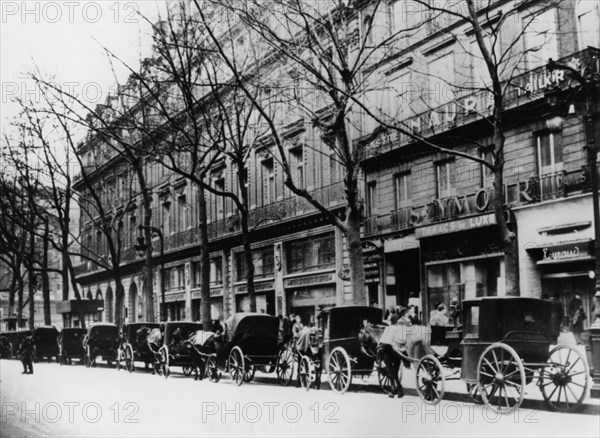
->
[18,335,34,374]
[378,313,408,398]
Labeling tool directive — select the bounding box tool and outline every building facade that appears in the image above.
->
[72,0,600,330]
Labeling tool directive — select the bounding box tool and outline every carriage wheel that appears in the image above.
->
[539,344,590,412]
[299,356,316,391]
[84,346,92,368]
[160,347,170,378]
[243,366,256,383]
[275,347,294,386]
[125,344,135,373]
[477,343,525,414]
[466,383,484,405]
[228,346,245,386]
[415,354,445,405]
[376,356,393,395]
[206,354,221,383]
[327,347,352,394]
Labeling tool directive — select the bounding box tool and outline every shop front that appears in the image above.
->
[284,272,337,325]
[191,289,224,322]
[234,280,275,315]
[383,235,420,311]
[516,195,597,329]
[56,299,104,328]
[165,292,186,321]
[416,213,504,324]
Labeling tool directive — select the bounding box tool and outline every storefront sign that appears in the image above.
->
[536,241,593,264]
[165,292,185,303]
[362,240,382,283]
[235,281,274,295]
[285,273,335,288]
[367,49,600,157]
[416,213,496,238]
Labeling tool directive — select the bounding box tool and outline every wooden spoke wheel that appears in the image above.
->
[160,347,170,378]
[415,354,445,405]
[327,347,352,394]
[276,347,294,386]
[243,366,256,383]
[477,343,525,414]
[539,345,590,412]
[228,346,245,386]
[376,356,393,395]
[205,354,221,383]
[124,344,135,373]
[466,383,484,405]
[299,356,316,391]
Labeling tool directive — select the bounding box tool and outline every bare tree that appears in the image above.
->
[194,0,422,305]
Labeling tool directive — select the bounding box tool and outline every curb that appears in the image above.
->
[251,375,600,416]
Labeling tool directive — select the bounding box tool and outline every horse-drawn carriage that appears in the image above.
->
[117,323,160,372]
[0,331,15,358]
[83,323,119,368]
[59,328,87,365]
[203,313,294,386]
[9,330,32,358]
[297,306,384,394]
[155,322,204,378]
[405,297,590,413]
[32,326,60,362]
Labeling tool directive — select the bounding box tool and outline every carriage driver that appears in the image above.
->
[378,312,410,398]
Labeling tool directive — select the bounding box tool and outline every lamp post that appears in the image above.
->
[134,225,166,322]
[546,56,600,397]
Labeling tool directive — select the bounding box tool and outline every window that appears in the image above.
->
[177,266,185,290]
[162,203,171,235]
[286,234,336,273]
[213,176,225,220]
[165,268,173,291]
[210,258,223,285]
[366,181,377,216]
[362,15,374,45]
[475,258,500,297]
[523,8,558,70]
[192,262,201,288]
[577,1,600,49]
[177,195,187,232]
[290,147,304,188]
[329,152,339,184]
[261,157,275,205]
[436,161,456,198]
[394,173,410,209]
[236,247,274,281]
[428,52,455,106]
[479,150,494,188]
[536,131,563,175]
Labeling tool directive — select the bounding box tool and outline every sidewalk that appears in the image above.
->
[252,340,600,416]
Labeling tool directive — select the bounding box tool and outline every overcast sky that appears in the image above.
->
[0,1,169,134]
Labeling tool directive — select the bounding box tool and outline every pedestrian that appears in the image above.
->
[592,291,600,326]
[378,313,411,398]
[18,335,34,375]
[568,292,583,328]
[430,303,449,327]
[549,293,563,343]
[572,305,586,345]
[407,305,420,325]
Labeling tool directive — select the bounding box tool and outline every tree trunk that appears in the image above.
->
[27,229,35,330]
[42,219,51,325]
[197,184,212,330]
[8,271,16,317]
[493,129,519,296]
[114,280,125,327]
[65,255,85,329]
[143,201,156,323]
[346,211,367,305]
[240,207,257,312]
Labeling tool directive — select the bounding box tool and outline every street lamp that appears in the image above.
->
[134,225,166,322]
[546,56,600,396]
